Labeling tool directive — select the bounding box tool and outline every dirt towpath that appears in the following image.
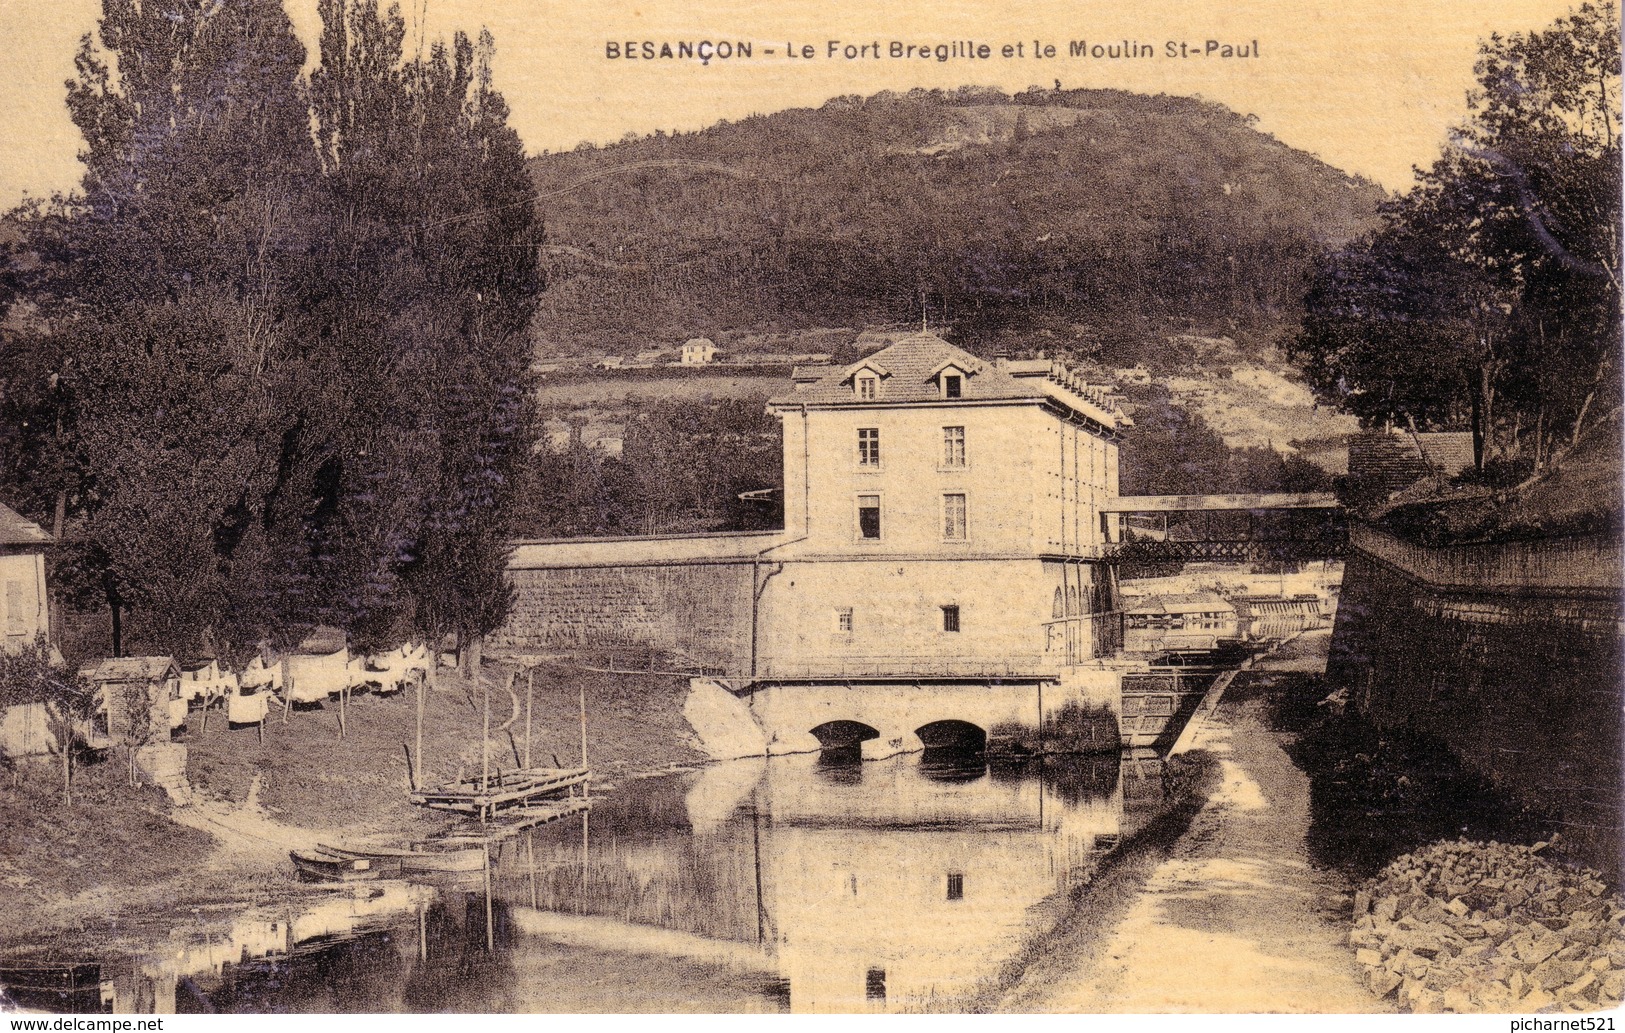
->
[1019,697,1389,1013]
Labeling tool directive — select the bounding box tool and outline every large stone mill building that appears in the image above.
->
[493,333,1130,752]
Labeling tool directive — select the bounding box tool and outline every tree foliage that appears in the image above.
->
[0,0,541,659]
[528,87,1384,358]
[1292,4,1621,472]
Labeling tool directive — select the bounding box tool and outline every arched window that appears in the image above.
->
[1052,587,1065,619]
[1066,586,1079,616]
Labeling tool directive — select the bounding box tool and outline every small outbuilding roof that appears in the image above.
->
[0,502,52,546]
[1125,592,1236,616]
[79,657,180,682]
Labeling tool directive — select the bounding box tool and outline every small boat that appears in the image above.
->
[290,847,379,882]
[316,839,485,875]
[399,846,486,874]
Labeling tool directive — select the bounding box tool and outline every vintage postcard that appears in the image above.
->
[0,0,1619,1020]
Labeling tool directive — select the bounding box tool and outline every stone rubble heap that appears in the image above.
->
[1350,838,1625,1013]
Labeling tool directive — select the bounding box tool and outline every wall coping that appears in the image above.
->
[1350,522,1623,596]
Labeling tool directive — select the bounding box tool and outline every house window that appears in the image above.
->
[858,427,880,467]
[4,580,24,637]
[857,495,881,539]
[1052,588,1065,619]
[865,968,887,1003]
[943,374,962,398]
[947,872,964,900]
[942,426,966,467]
[836,608,854,633]
[857,375,878,400]
[942,493,967,540]
[942,605,960,633]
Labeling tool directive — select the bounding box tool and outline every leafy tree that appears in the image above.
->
[1293,3,1620,472]
[1,0,541,659]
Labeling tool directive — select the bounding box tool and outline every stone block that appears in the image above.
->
[1520,937,1564,966]
[1367,968,1404,998]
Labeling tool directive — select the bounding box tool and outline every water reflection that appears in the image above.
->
[3,750,1172,1015]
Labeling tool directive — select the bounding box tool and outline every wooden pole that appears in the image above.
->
[524,669,534,770]
[580,808,589,898]
[415,666,425,791]
[482,839,495,952]
[579,684,589,801]
[526,831,539,910]
[418,903,427,962]
[481,670,491,823]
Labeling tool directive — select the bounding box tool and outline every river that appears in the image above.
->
[3,746,1180,1014]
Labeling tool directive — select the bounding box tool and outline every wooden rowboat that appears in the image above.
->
[290,848,378,882]
[316,840,486,875]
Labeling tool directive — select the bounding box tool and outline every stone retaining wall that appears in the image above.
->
[1329,527,1623,876]
[491,561,756,671]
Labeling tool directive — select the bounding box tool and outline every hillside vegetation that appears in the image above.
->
[528,87,1385,359]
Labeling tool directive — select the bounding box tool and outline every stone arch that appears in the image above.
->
[913,719,988,753]
[809,720,881,750]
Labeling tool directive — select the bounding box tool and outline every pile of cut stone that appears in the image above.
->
[1349,838,1624,1013]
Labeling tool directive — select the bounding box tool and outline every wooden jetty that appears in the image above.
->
[409,765,589,816]
[408,667,593,824]
[429,796,591,844]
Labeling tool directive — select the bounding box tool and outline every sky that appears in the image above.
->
[0,0,1583,208]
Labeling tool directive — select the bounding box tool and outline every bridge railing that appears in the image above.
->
[752,655,1056,681]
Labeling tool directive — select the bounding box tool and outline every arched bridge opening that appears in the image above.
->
[915,719,988,779]
[810,720,880,767]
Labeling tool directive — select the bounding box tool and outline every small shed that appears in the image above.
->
[80,656,183,746]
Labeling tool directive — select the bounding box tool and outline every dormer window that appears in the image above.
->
[930,360,973,399]
[857,375,878,400]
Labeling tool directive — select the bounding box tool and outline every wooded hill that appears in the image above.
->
[527,86,1386,359]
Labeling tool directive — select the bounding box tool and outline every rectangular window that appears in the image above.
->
[857,427,880,467]
[944,374,962,398]
[942,605,960,633]
[943,493,967,540]
[857,495,881,539]
[942,426,966,467]
[946,872,964,900]
[836,608,854,633]
[4,580,23,637]
[865,968,887,1003]
[857,375,877,400]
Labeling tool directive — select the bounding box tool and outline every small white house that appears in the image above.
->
[0,502,51,654]
[682,338,717,365]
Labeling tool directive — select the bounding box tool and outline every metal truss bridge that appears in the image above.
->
[1099,492,1347,564]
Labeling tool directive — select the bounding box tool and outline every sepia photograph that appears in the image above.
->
[0,0,1619,1018]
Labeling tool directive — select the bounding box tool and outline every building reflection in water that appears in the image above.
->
[4,750,1169,1015]
[736,747,1129,1012]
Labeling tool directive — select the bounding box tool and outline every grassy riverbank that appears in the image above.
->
[2,659,705,940]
